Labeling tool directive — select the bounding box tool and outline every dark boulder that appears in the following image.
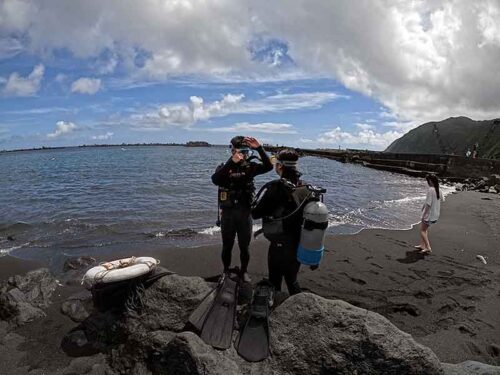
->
[61,300,90,323]
[61,291,92,322]
[124,273,213,333]
[442,360,500,375]
[150,332,242,375]
[270,293,443,375]
[61,329,102,358]
[0,268,56,325]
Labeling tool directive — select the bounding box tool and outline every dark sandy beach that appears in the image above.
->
[1,190,499,371]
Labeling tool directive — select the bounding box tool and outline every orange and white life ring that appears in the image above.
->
[82,256,159,290]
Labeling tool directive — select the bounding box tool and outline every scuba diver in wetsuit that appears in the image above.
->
[211,136,273,282]
[251,148,316,295]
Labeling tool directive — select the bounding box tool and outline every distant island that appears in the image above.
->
[0,141,215,154]
[185,141,211,147]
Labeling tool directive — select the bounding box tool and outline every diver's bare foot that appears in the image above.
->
[419,248,432,254]
[414,245,423,250]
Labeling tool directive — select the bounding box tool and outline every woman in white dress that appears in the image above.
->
[415,174,441,254]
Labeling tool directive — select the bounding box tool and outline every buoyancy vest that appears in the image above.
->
[217,161,256,208]
[253,179,318,242]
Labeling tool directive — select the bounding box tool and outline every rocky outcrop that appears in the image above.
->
[452,175,500,193]
[61,290,93,322]
[270,293,442,375]
[0,268,58,326]
[66,271,445,374]
[4,266,500,374]
[124,273,213,333]
[442,360,500,375]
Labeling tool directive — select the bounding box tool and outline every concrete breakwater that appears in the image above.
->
[265,146,500,180]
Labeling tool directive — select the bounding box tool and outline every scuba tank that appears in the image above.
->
[297,187,329,266]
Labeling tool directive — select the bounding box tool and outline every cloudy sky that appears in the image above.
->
[1,0,499,150]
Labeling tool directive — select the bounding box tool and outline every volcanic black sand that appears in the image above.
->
[1,190,499,370]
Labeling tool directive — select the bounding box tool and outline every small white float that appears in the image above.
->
[82,256,159,290]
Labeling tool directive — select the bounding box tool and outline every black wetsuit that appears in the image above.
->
[211,146,272,273]
[251,179,306,295]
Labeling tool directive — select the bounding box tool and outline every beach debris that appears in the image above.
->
[476,255,487,264]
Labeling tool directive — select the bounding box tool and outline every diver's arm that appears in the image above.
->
[253,146,273,175]
[244,136,272,176]
[211,158,236,186]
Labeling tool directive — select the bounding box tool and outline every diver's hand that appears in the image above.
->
[310,265,319,271]
[232,152,244,163]
[244,137,260,149]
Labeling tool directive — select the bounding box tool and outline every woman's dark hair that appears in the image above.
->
[426,174,440,199]
[277,148,301,184]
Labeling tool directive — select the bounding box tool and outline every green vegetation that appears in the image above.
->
[386,117,500,159]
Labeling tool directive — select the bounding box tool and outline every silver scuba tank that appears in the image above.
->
[297,200,329,265]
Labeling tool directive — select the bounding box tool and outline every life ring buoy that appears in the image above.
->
[82,256,159,290]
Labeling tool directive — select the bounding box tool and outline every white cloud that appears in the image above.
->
[2,64,44,96]
[2,1,500,123]
[91,132,114,140]
[47,121,77,138]
[0,37,24,59]
[355,123,375,130]
[207,122,297,134]
[132,91,340,128]
[317,127,403,150]
[55,73,67,83]
[299,138,314,143]
[71,77,102,94]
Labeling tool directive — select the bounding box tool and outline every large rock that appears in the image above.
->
[61,291,93,322]
[150,332,242,375]
[62,310,122,357]
[442,360,500,375]
[61,299,90,323]
[110,330,176,373]
[124,273,213,332]
[270,293,443,375]
[8,268,58,307]
[487,174,500,187]
[0,268,57,325]
[57,354,114,375]
[61,329,102,358]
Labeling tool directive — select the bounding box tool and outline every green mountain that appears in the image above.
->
[385,117,500,159]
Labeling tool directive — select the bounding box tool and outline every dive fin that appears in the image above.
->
[200,275,239,349]
[236,280,273,362]
[188,273,226,331]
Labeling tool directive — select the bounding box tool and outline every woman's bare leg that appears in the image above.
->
[420,222,432,252]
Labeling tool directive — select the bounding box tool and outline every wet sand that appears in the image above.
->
[1,191,499,367]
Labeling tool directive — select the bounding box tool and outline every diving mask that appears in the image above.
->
[236,147,252,156]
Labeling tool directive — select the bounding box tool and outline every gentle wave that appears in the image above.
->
[0,242,30,256]
[198,224,262,236]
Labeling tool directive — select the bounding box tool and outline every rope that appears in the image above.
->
[84,257,159,286]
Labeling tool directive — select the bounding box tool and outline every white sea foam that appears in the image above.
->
[382,196,425,204]
[199,224,262,236]
[198,226,220,235]
[0,242,30,256]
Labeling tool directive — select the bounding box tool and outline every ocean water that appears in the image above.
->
[0,146,453,265]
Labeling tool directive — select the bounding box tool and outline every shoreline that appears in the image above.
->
[1,191,499,367]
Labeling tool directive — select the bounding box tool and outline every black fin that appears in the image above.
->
[236,280,273,362]
[200,275,239,349]
[188,274,226,331]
